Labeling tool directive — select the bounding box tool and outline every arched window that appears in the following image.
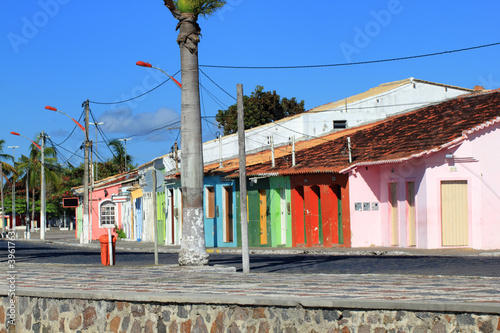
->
[100,200,116,227]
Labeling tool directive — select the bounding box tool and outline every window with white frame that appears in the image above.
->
[100,201,116,227]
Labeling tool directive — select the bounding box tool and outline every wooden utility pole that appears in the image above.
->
[237,84,250,273]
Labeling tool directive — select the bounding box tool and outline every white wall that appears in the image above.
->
[162,80,470,175]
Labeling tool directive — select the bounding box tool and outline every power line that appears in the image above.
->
[51,107,86,146]
[88,70,181,105]
[199,42,500,69]
[89,109,116,159]
[200,83,228,111]
[199,68,236,100]
[46,136,84,166]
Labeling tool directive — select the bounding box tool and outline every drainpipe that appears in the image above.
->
[291,136,296,167]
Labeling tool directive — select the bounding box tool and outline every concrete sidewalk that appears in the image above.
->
[13,227,500,257]
[2,227,500,326]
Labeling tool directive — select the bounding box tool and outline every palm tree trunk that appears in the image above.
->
[177,12,208,266]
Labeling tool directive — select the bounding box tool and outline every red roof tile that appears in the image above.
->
[220,90,500,177]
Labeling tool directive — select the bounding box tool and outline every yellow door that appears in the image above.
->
[259,189,267,245]
[441,180,468,246]
[407,182,416,247]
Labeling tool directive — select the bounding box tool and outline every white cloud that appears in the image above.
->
[99,107,180,138]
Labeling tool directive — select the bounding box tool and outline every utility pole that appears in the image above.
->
[174,141,179,173]
[218,132,223,168]
[270,135,275,167]
[40,132,46,240]
[237,84,250,274]
[119,138,132,172]
[90,122,103,180]
[8,146,19,230]
[82,100,90,244]
[25,172,29,239]
[153,169,158,265]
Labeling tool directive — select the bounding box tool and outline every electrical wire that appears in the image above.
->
[89,109,117,159]
[46,136,84,166]
[88,70,181,105]
[199,68,236,100]
[50,107,86,146]
[200,83,229,110]
[200,82,218,138]
[199,42,500,69]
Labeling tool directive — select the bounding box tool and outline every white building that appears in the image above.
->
[161,78,473,175]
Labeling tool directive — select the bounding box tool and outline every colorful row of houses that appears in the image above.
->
[73,79,500,250]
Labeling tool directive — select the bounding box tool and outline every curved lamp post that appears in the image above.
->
[7,145,19,231]
[45,106,86,132]
[10,131,44,240]
[45,105,90,244]
[136,61,182,89]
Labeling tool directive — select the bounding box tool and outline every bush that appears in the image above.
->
[115,227,126,239]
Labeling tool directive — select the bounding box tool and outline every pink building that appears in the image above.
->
[343,89,500,249]
[225,88,500,250]
[74,171,138,241]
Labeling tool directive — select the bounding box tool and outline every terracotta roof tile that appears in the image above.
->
[217,89,500,178]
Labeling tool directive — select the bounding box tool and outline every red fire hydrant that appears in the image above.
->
[99,234,116,266]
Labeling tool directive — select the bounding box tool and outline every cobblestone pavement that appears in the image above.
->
[2,229,500,313]
[2,262,500,313]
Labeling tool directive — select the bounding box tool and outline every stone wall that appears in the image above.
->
[1,296,500,333]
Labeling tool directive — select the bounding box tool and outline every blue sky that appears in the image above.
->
[1,0,500,167]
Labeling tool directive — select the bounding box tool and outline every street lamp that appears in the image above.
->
[0,159,5,234]
[118,138,132,172]
[137,60,211,265]
[7,146,19,230]
[10,131,44,240]
[45,104,91,244]
[45,106,86,132]
[136,61,182,89]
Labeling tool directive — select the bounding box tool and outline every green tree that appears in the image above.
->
[0,140,16,230]
[108,139,134,173]
[0,139,15,187]
[216,85,306,135]
[16,134,60,223]
[163,0,226,266]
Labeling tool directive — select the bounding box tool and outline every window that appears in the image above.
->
[205,186,215,218]
[333,120,347,129]
[100,201,116,227]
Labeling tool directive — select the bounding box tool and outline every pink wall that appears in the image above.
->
[348,166,383,247]
[90,184,122,241]
[348,122,500,250]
